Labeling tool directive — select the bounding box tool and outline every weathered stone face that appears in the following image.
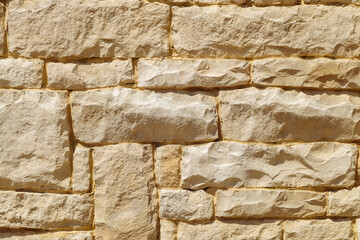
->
[155,145,182,188]
[328,187,360,217]
[72,145,91,192]
[0,5,3,56]
[0,231,93,240]
[160,220,177,240]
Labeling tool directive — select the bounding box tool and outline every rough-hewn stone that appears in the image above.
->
[160,189,213,222]
[304,0,353,4]
[73,145,91,192]
[0,90,70,191]
[160,220,177,240]
[253,58,360,89]
[182,142,356,190]
[284,220,353,240]
[0,5,3,56]
[93,144,157,240]
[177,220,282,240]
[48,60,133,90]
[137,59,250,89]
[155,145,181,188]
[71,88,218,144]
[0,59,44,88]
[219,87,360,142]
[8,0,169,59]
[328,187,360,217]
[0,231,93,240]
[0,191,92,229]
[253,0,297,5]
[172,6,360,58]
[216,189,326,218]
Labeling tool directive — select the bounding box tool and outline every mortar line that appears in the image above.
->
[2,0,8,57]
[152,144,161,240]
[41,61,49,89]
[132,58,140,88]
[66,91,76,192]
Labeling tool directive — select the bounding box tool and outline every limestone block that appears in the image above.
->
[73,146,91,192]
[0,191,92,229]
[172,6,360,58]
[182,142,356,190]
[219,87,360,142]
[137,59,250,89]
[0,231,93,240]
[216,189,326,218]
[284,220,353,240]
[329,187,360,217]
[0,90,71,191]
[196,0,247,3]
[93,144,157,240]
[71,88,218,144]
[304,0,353,4]
[48,60,133,90]
[160,189,213,222]
[177,220,282,240]
[253,58,360,89]
[253,0,297,5]
[155,145,181,188]
[8,0,169,59]
[160,220,177,240]
[0,59,43,88]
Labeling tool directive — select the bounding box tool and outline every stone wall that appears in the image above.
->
[1,0,360,239]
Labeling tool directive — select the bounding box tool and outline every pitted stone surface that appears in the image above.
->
[329,187,360,217]
[0,231,93,240]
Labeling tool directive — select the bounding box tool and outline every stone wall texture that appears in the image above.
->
[1,0,360,239]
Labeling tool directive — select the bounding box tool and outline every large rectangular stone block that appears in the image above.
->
[0,231,93,240]
[328,187,360,217]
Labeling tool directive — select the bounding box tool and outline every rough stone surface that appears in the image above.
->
[356,219,360,239]
[48,60,133,90]
[219,87,360,142]
[196,0,247,3]
[160,189,213,222]
[284,220,353,240]
[0,5,3,56]
[253,0,297,5]
[160,220,177,240]
[182,142,356,190]
[0,90,71,191]
[328,187,360,217]
[73,146,91,192]
[253,58,360,89]
[137,59,250,89]
[177,220,282,240]
[155,145,181,188]
[71,88,218,144]
[304,0,353,4]
[8,0,170,59]
[0,59,44,88]
[0,231,93,240]
[216,189,326,218]
[93,144,157,240]
[0,191,93,229]
[172,6,360,58]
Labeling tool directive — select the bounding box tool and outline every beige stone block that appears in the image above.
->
[196,0,247,3]
[155,145,181,188]
[0,191,92,229]
[182,142,356,190]
[47,60,133,90]
[177,220,282,240]
[0,5,3,56]
[172,6,360,58]
[0,231,93,240]
[219,87,360,142]
[8,0,169,59]
[253,58,360,89]
[160,189,213,222]
[160,220,177,240]
[284,220,353,240]
[0,90,71,191]
[304,0,353,4]
[0,59,44,88]
[71,88,218,144]
[216,189,326,218]
[93,144,157,240]
[253,0,297,5]
[356,219,360,239]
[329,187,360,217]
[73,146,91,192]
[138,59,249,89]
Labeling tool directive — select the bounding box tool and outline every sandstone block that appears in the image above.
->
[0,59,43,88]
[160,189,213,222]
[137,59,250,89]
[329,187,360,217]
[216,189,326,218]
[71,88,218,144]
[155,145,181,188]
[172,6,360,58]
[0,90,71,191]
[48,60,133,90]
[304,0,353,4]
[177,220,282,240]
[219,87,360,142]
[160,220,177,240]
[93,144,157,240]
[253,0,297,5]
[73,146,91,192]
[284,220,353,240]
[8,0,169,59]
[182,142,356,190]
[253,58,360,89]
[0,231,93,240]
[196,0,247,3]
[0,191,92,229]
